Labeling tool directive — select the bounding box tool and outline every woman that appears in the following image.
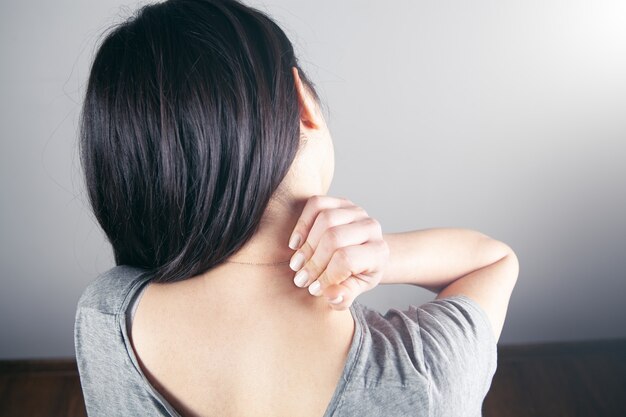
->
[74,0,519,416]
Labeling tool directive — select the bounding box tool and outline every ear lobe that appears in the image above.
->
[292,66,321,130]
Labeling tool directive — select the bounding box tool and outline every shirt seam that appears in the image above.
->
[425,294,498,414]
[115,271,152,316]
[453,295,497,342]
[328,302,366,417]
[75,306,116,316]
[416,304,434,417]
[115,274,181,416]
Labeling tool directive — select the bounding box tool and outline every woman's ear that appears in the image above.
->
[292,66,322,130]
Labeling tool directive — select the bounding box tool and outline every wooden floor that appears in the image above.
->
[483,338,626,417]
[1,339,624,417]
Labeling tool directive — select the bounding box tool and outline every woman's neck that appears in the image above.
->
[224,195,307,265]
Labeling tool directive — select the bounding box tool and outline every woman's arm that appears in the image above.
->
[287,196,518,341]
[381,228,519,342]
[381,228,513,291]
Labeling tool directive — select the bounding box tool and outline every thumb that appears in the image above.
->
[322,276,370,310]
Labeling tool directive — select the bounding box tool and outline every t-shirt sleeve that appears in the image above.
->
[415,294,498,416]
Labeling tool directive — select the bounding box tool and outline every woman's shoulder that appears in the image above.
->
[76,265,151,315]
[353,296,497,370]
[338,298,497,415]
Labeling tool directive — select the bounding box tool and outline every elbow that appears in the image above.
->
[478,235,519,267]
[482,235,520,283]
[500,243,520,283]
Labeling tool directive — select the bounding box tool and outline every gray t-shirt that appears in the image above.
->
[74,265,497,416]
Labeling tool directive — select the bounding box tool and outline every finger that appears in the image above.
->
[324,274,377,310]
[288,195,354,252]
[309,239,387,296]
[296,217,379,288]
[289,206,366,274]
[320,282,350,308]
[305,206,369,255]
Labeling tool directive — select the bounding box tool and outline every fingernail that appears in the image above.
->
[328,295,343,304]
[293,270,308,287]
[288,233,301,250]
[289,252,305,271]
[308,280,321,296]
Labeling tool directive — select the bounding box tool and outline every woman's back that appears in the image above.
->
[129,265,357,417]
[75,264,498,417]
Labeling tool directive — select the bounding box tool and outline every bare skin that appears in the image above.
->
[131,264,357,417]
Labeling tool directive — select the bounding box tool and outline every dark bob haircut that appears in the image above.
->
[79,0,321,283]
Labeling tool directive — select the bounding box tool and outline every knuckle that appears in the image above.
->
[310,195,326,208]
[299,239,314,257]
[318,209,335,226]
[324,227,342,248]
[317,271,332,286]
[306,256,323,276]
[298,217,310,228]
[367,217,382,234]
[295,218,309,234]
[334,248,355,272]
[379,239,390,256]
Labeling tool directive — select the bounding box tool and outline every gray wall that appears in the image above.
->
[1,0,625,360]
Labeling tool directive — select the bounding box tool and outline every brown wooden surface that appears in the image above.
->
[0,359,86,417]
[484,338,626,417]
[1,339,625,417]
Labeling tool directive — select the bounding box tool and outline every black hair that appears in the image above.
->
[79,0,321,282]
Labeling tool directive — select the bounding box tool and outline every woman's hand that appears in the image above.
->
[287,195,390,310]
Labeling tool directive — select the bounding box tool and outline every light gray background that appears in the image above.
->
[1,0,625,359]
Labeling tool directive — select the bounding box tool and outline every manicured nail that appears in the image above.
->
[328,295,343,304]
[293,270,308,287]
[288,233,301,250]
[289,252,305,271]
[308,280,321,296]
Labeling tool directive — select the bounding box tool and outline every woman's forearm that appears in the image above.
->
[380,228,514,292]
